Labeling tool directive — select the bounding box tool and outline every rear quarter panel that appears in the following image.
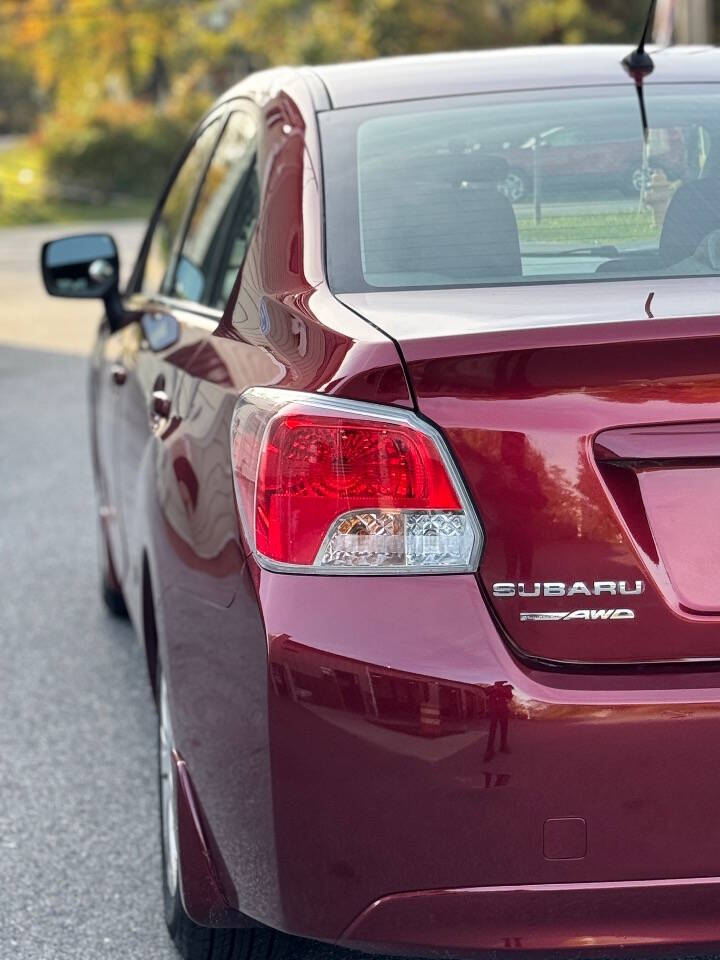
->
[138,86,413,927]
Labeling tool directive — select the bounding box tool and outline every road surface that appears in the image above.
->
[0,342,181,959]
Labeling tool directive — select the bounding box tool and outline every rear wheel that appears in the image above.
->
[98,518,127,617]
[158,668,282,960]
[102,578,128,617]
[501,169,528,202]
[629,165,658,194]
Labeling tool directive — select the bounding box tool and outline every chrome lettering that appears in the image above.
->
[517,582,541,597]
[618,580,645,596]
[492,583,516,598]
[567,582,592,597]
[543,582,566,597]
[593,581,618,595]
[519,608,636,622]
[494,580,646,602]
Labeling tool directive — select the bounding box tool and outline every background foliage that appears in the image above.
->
[0,0,675,222]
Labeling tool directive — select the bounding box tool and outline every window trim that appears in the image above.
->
[159,115,232,300]
[203,152,260,309]
[127,104,229,297]
[164,100,261,310]
[123,291,222,328]
[147,293,223,327]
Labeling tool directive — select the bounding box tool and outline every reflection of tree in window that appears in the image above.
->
[216,174,260,308]
[142,120,221,294]
[169,109,260,309]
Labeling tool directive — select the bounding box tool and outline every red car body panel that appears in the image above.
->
[259,575,720,942]
[341,283,720,665]
[343,877,720,956]
[83,47,720,957]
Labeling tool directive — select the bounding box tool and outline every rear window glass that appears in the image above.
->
[320,85,720,291]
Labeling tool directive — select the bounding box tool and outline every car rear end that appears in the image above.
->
[230,54,720,957]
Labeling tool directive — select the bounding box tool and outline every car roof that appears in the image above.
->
[305,45,720,109]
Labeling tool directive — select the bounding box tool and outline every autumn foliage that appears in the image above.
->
[0,0,647,208]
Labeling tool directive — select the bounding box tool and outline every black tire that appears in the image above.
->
[158,667,284,960]
[501,168,528,202]
[102,576,128,617]
[98,520,128,618]
[166,902,280,960]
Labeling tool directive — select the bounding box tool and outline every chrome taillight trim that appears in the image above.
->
[230,387,484,575]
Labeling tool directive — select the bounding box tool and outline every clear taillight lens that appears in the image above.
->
[230,388,482,573]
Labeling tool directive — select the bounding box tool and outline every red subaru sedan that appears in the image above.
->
[41,45,720,960]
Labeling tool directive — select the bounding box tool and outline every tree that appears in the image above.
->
[0,0,653,128]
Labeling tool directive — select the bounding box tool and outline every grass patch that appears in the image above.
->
[517,210,656,245]
[0,138,151,226]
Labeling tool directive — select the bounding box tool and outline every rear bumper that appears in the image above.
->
[257,572,720,952]
[179,565,720,957]
[343,877,720,957]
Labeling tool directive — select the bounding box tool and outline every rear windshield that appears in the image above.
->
[319,84,720,291]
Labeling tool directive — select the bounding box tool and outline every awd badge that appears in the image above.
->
[520,609,635,622]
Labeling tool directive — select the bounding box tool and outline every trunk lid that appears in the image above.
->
[340,278,720,666]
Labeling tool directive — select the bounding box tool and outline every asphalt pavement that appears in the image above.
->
[0,228,389,959]
[0,343,179,960]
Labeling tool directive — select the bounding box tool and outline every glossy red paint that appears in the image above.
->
[253,570,720,948]
[342,284,720,665]
[173,752,250,928]
[62,46,720,960]
[343,878,720,956]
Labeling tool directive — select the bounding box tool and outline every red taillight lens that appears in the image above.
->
[231,389,481,573]
[255,415,461,565]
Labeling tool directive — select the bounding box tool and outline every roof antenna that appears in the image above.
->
[621,0,657,141]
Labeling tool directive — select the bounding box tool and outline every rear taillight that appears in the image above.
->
[230,389,482,573]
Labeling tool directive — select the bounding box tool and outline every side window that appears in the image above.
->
[141,120,221,295]
[169,109,260,308]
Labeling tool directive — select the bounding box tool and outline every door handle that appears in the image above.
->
[151,389,171,419]
[110,363,127,386]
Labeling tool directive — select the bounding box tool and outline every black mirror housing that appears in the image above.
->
[41,233,120,300]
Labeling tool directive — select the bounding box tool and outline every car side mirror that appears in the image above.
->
[41,233,123,328]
